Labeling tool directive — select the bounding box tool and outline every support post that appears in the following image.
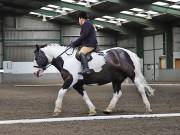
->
[0,16,4,83]
[136,30,144,58]
[166,26,173,69]
[136,31,144,73]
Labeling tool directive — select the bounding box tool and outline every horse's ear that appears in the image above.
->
[41,44,47,48]
[35,44,40,52]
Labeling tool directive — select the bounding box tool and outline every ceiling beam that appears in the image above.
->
[62,15,131,33]
[35,9,131,34]
[111,12,162,28]
[145,5,180,17]
[55,1,102,16]
[103,0,158,5]
[103,0,125,4]
[54,1,163,29]
[92,20,133,34]
[106,0,180,17]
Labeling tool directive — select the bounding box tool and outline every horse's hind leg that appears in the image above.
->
[104,80,122,114]
[134,76,152,113]
[73,81,96,116]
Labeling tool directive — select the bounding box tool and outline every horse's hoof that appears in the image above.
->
[103,111,111,115]
[103,109,112,115]
[89,111,97,116]
[52,112,60,117]
[145,108,152,114]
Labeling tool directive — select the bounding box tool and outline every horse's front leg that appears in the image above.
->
[73,81,96,116]
[53,88,68,116]
[53,71,74,117]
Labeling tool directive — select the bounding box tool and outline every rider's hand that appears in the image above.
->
[69,42,77,48]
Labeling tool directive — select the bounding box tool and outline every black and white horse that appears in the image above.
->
[33,43,155,116]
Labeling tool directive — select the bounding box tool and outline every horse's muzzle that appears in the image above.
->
[34,68,44,77]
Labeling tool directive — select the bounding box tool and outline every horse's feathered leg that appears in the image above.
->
[73,81,96,116]
[53,71,73,117]
[104,80,123,114]
[53,88,68,117]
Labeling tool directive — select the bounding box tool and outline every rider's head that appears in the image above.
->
[78,11,87,26]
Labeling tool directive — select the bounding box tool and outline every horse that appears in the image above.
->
[33,43,155,116]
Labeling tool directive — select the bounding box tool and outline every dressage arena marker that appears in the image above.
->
[0,113,180,125]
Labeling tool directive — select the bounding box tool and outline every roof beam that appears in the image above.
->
[103,0,125,4]
[111,12,161,28]
[62,15,131,33]
[55,1,102,16]
[92,20,133,34]
[106,0,180,17]
[54,1,163,29]
[103,0,158,5]
[145,5,180,17]
[35,9,130,34]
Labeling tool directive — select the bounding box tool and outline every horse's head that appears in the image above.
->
[33,45,49,77]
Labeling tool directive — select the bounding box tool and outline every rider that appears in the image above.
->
[71,11,98,75]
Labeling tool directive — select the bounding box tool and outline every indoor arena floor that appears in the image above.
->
[0,83,180,135]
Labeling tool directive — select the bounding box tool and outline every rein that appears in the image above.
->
[58,44,74,57]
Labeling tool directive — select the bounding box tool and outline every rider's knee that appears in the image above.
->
[78,50,86,55]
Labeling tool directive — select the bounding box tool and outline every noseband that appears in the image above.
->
[33,65,51,70]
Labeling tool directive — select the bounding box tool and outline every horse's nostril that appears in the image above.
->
[33,72,38,76]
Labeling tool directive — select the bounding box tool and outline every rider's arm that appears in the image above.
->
[72,22,92,47]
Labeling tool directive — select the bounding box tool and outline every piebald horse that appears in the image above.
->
[33,43,154,116]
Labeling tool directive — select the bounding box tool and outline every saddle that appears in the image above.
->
[75,46,104,62]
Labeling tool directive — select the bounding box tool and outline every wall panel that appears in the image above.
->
[143,34,164,81]
[0,18,2,69]
[173,27,180,52]
[4,16,61,61]
[117,35,136,53]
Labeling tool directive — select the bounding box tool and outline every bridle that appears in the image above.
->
[34,44,74,70]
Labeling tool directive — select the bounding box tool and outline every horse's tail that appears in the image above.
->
[133,54,155,96]
[138,72,155,96]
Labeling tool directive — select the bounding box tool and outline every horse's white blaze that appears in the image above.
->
[83,91,96,112]
[33,61,44,77]
[106,91,122,112]
[54,88,68,113]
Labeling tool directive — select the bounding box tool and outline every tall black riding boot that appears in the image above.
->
[79,53,91,75]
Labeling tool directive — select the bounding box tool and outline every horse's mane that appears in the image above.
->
[38,43,71,49]
[48,43,64,47]
[40,43,78,55]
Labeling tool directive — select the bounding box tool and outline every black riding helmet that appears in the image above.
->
[78,11,87,19]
